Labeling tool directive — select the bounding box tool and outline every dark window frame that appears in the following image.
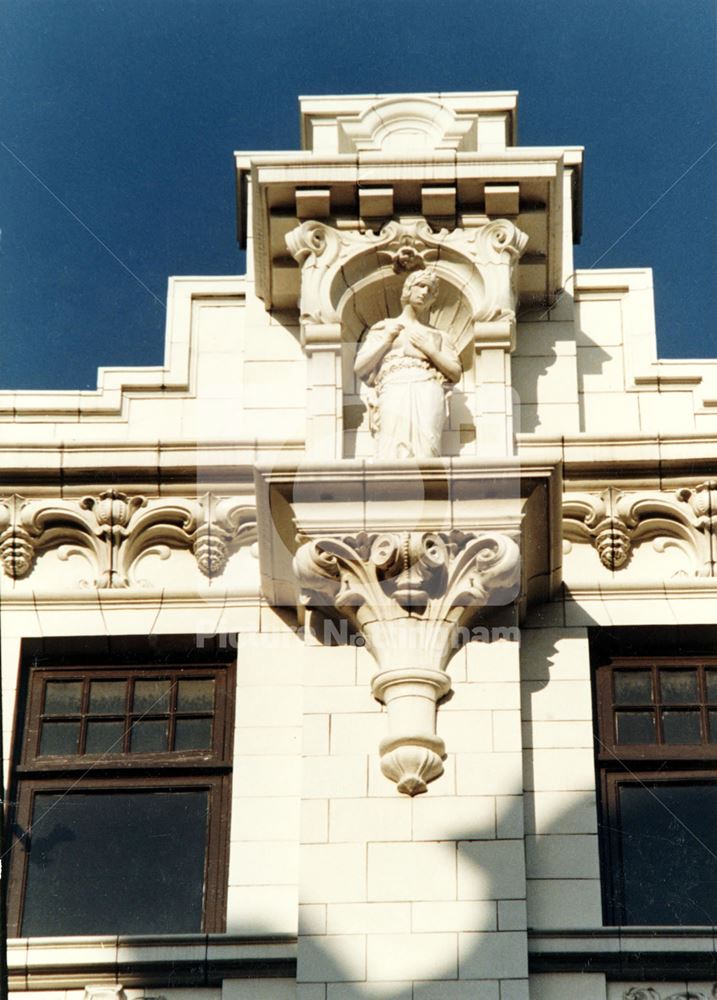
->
[5,638,235,938]
[595,653,717,926]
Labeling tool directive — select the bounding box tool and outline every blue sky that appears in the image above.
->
[1,0,715,390]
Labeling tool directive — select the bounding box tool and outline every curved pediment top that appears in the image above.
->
[337,96,478,154]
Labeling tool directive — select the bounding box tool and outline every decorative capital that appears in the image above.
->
[294,529,520,795]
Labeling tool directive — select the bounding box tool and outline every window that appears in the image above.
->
[595,653,717,925]
[6,637,235,937]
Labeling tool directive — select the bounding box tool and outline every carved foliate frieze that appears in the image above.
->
[563,486,715,576]
[623,987,717,1000]
[294,529,521,795]
[677,480,717,532]
[193,494,257,578]
[0,492,257,588]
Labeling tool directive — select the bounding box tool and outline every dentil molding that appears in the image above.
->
[0,491,256,588]
[294,528,521,794]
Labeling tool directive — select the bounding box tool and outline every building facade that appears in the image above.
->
[3,91,717,1000]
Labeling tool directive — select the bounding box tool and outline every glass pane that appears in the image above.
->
[39,721,79,756]
[85,720,126,755]
[175,717,212,751]
[709,710,717,743]
[707,670,717,702]
[89,680,126,715]
[662,710,701,744]
[660,669,698,704]
[133,679,171,714]
[616,782,717,924]
[44,681,82,715]
[21,790,209,935]
[615,710,656,744]
[614,670,652,705]
[177,679,215,713]
[130,719,168,752]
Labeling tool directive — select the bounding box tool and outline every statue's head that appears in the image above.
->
[400,268,440,309]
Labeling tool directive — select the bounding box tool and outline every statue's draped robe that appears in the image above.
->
[356,322,458,460]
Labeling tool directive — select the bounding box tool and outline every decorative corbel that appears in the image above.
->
[294,529,521,795]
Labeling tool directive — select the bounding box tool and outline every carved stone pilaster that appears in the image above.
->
[294,529,521,795]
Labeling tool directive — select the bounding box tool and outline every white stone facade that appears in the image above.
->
[3,92,717,1000]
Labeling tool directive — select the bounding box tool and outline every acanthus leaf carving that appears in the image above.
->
[563,485,715,576]
[294,529,521,795]
[193,495,257,578]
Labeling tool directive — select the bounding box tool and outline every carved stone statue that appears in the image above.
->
[354,268,461,460]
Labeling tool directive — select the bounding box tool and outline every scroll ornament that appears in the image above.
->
[0,491,256,587]
[563,485,716,576]
[294,529,521,795]
[285,217,528,332]
[623,987,717,1000]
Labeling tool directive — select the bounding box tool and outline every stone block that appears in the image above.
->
[300,904,327,935]
[228,840,298,886]
[330,798,411,842]
[457,840,526,901]
[303,755,368,799]
[414,983,499,1000]
[368,842,456,902]
[304,715,330,755]
[437,710,493,753]
[525,749,596,792]
[234,756,300,797]
[225,884,297,935]
[496,796,525,839]
[499,980,530,1000]
[327,902,411,935]
[484,184,520,215]
[455,752,523,796]
[300,843,367,903]
[522,680,593,722]
[222,979,297,1000]
[230,796,299,841]
[367,932,457,981]
[330,713,393,755]
[530,973,606,1000]
[459,931,528,980]
[412,795,496,841]
[498,899,527,931]
[524,790,598,835]
[301,799,329,843]
[492,711,523,752]
[298,935,366,983]
[526,878,603,928]
[525,834,600,879]
[412,899,496,932]
[235,685,302,728]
